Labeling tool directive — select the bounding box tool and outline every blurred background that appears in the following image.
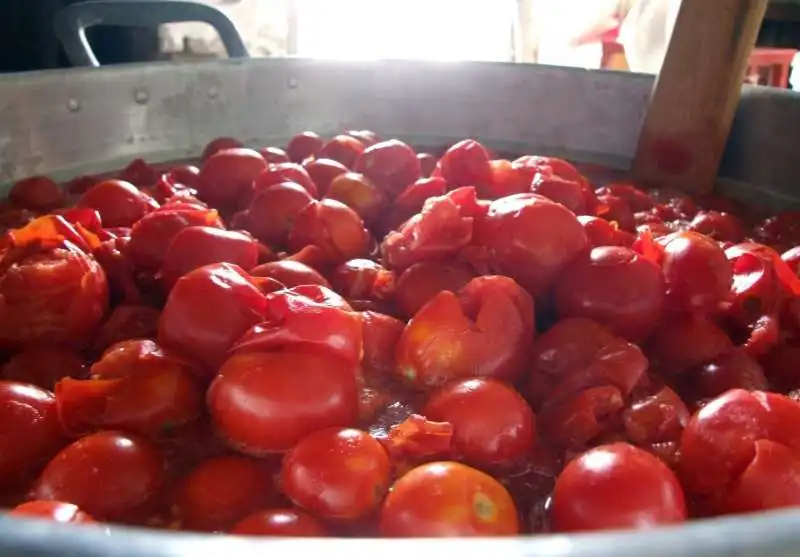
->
[2,0,800,88]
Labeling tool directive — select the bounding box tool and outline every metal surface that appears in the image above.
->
[1,57,800,555]
[53,0,248,67]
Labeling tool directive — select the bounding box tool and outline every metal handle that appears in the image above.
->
[54,0,249,67]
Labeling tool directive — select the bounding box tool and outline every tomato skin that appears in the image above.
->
[360,311,405,383]
[660,231,732,314]
[689,210,745,243]
[196,148,268,210]
[286,132,324,164]
[281,428,391,521]
[423,378,536,469]
[551,443,687,532]
[231,508,328,536]
[246,182,314,247]
[201,137,244,162]
[328,258,394,302]
[554,246,664,343]
[208,351,359,455]
[252,163,318,200]
[595,194,636,232]
[9,176,66,212]
[33,430,164,522]
[1,345,87,390]
[379,461,519,537]
[288,199,371,266]
[175,456,275,532]
[317,135,365,169]
[0,381,66,486]
[304,158,349,197]
[396,275,534,389]
[9,500,95,524]
[577,215,634,248]
[76,179,158,228]
[646,313,733,376]
[0,243,108,349]
[393,261,476,319]
[259,146,290,164]
[354,139,421,198]
[530,169,587,215]
[251,259,330,288]
[392,176,448,223]
[437,139,493,191]
[160,226,259,288]
[327,172,389,225]
[475,193,588,298]
[158,263,268,373]
[622,386,690,456]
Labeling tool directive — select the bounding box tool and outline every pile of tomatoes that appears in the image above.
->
[2,129,800,538]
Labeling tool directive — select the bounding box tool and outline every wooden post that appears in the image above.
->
[631,0,768,195]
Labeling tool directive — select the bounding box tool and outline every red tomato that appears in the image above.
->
[160,226,259,288]
[396,275,534,389]
[55,340,204,437]
[689,210,745,243]
[760,342,800,391]
[554,246,665,342]
[392,176,448,227]
[246,182,314,247]
[9,501,95,524]
[231,508,327,536]
[208,351,359,454]
[167,164,201,189]
[393,261,476,319]
[76,179,158,228]
[288,199,371,266]
[282,427,391,521]
[201,137,244,162]
[317,135,365,169]
[417,153,438,178]
[252,162,318,199]
[437,139,493,191]
[482,159,529,199]
[175,456,275,532]
[659,231,732,314]
[327,172,389,225]
[127,206,223,271]
[259,146,290,164]
[577,215,635,248]
[354,139,421,198]
[286,131,324,163]
[687,348,769,401]
[119,158,159,189]
[9,176,66,212]
[1,345,87,390]
[251,259,330,288]
[90,305,161,356]
[0,381,65,486]
[158,263,268,374]
[232,286,363,365]
[360,311,405,384]
[754,211,800,252]
[196,148,267,209]
[66,174,101,196]
[304,158,349,197]
[423,378,536,469]
[513,155,585,186]
[347,129,380,146]
[379,461,518,536]
[33,430,164,521]
[328,258,394,302]
[597,183,654,212]
[595,194,636,232]
[0,243,108,348]
[551,443,687,532]
[530,169,586,215]
[475,193,588,297]
[646,313,733,376]
[622,386,690,458]
[783,246,800,276]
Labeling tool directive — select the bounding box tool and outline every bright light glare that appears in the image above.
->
[296,0,516,61]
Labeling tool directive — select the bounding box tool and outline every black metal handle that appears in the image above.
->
[54,0,249,67]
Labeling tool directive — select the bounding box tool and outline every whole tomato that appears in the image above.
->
[286,131,324,163]
[201,137,244,162]
[753,211,800,252]
[9,501,95,524]
[167,164,201,189]
[160,226,259,288]
[76,179,158,228]
[0,242,108,348]
[232,509,327,536]
[646,313,733,376]
[326,172,389,225]
[1,345,87,390]
[288,199,371,266]
[158,263,268,374]
[396,275,534,389]
[252,162,318,200]
[251,259,330,288]
[360,311,405,384]
[379,461,519,536]
[475,193,588,298]
[317,135,365,169]
[353,139,421,198]
[393,261,476,319]
[196,148,267,210]
[328,258,394,302]
[119,158,159,189]
[207,351,359,454]
[259,146,290,164]
[304,158,348,197]
[9,176,66,212]
[347,129,380,146]
[0,381,66,486]
[391,176,448,225]
[175,456,275,532]
[530,169,586,215]
[247,182,314,247]
[482,159,529,199]
[33,430,164,522]
[597,183,654,213]
[595,194,636,232]
[423,378,536,469]
[554,246,665,342]
[551,443,687,532]
[282,428,391,521]
[686,347,769,402]
[436,139,493,191]
[577,215,635,248]
[689,210,745,243]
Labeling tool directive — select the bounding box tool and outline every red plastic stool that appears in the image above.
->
[745,48,796,88]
